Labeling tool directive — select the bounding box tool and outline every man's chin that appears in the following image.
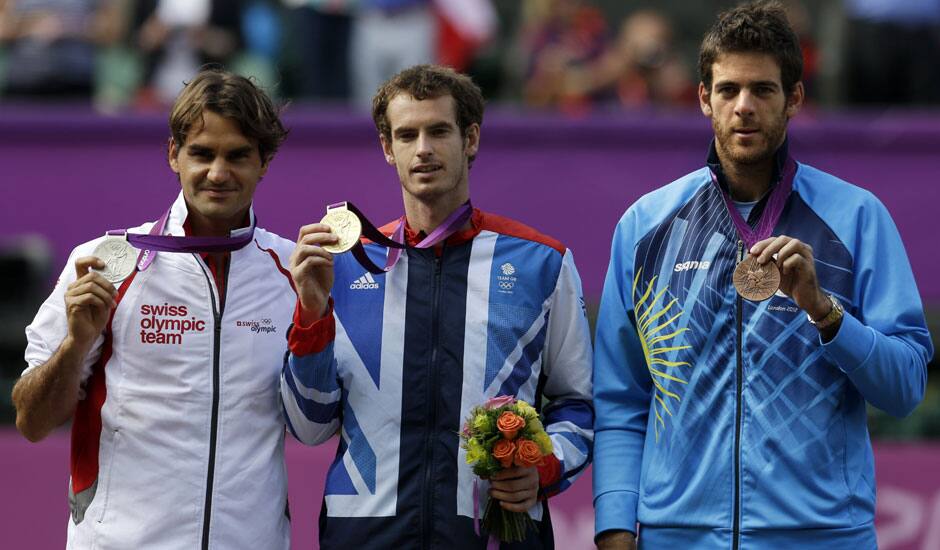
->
[190,202,243,221]
[404,180,451,200]
[725,145,774,166]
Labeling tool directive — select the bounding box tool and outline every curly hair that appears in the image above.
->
[699,1,803,95]
[169,68,288,163]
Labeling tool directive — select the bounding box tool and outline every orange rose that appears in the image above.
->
[496,412,526,440]
[514,439,544,468]
[492,438,517,468]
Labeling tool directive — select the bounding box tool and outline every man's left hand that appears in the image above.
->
[750,235,831,321]
[489,466,539,512]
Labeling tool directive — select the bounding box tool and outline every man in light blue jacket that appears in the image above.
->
[592,2,933,548]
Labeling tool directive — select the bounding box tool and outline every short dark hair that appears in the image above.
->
[169,68,288,163]
[372,64,484,161]
[699,1,803,95]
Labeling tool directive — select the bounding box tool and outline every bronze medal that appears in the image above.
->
[733,255,780,301]
[319,205,362,254]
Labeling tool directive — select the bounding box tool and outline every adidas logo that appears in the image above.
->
[350,272,380,290]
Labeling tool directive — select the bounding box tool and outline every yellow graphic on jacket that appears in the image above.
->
[633,270,691,441]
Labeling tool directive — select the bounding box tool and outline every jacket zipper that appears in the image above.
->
[732,239,744,550]
[198,256,229,550]
[421,252,444,550]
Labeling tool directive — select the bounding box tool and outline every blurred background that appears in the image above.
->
[1,0,938,548]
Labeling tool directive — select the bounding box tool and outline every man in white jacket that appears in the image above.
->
[13,68,297,549]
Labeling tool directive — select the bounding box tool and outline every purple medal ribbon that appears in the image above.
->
[472,480,500,550]
[712,156,796,250]
[338,200,473,275]
[107,207,256,272]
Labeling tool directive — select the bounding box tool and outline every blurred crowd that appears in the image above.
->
[0,0,938,111]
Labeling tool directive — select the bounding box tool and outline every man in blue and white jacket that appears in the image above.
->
[282,65,594,548]
[593,3,933,549]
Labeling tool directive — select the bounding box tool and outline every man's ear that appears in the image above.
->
[464,123,480,159]
[168,138,180,173]
[380,134,395,165]
[259,156,270,178]
[698,82,713,117]
[786,82,805,119]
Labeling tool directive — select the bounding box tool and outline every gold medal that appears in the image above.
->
[733,255,780,301]
[319,204,362,254]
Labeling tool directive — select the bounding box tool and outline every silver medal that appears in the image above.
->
[93,237,137,284]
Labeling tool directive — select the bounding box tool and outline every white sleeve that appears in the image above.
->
[542,248,593,401]
[541,249,594,487]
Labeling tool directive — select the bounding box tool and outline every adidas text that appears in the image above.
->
[350,273,380,290]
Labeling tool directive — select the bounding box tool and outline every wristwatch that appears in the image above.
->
[807,294,844,330]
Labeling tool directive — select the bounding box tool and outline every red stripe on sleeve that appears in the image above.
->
[288,299,335,357]
[71,270,137,495]
[255,241,296,293]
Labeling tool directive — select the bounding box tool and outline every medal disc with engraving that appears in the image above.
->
[93,238,137,284]
[733,255,780,301]
[319,207,362,254]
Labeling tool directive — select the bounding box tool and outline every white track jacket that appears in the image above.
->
[24,193,296,549]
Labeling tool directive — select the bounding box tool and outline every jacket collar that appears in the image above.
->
[398,207,484,248]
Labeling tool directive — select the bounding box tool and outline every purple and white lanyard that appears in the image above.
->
[107,207,256,273]
[711,156,796,252]
[336,200,473,275]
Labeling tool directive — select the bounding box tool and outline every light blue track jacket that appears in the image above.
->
[593,148,933,549]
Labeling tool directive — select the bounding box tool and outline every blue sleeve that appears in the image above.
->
[279,309,343,444]
[592,214,652,537]
[821,196,932,417]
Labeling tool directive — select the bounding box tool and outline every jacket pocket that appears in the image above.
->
[94,428,121,525]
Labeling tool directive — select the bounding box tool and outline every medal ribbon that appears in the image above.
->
[332,200,473,275]
[107,207,256,272]
[711,156,796,251]
[471,480,500,550]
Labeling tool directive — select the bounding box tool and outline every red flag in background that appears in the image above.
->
[434,0,497,71]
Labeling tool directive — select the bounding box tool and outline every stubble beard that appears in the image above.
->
[713,107,788,167]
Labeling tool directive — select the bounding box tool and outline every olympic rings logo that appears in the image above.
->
[498,281,514,290]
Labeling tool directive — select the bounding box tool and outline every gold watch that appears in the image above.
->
[807,294,843,330]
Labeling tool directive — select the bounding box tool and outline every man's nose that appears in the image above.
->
[415,132,433,158]
[207,158,231,183]
[734,90,756,117]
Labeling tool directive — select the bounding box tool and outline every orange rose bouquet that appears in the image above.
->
[459,395,554,542]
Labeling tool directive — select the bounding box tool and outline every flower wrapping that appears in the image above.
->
[460,395,555,542]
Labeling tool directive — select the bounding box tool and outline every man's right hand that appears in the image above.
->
[66,257,117,352]
[290,223,339,324]
[596,530,637,550]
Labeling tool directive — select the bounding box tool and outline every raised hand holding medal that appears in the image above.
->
[749,234,837,330]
